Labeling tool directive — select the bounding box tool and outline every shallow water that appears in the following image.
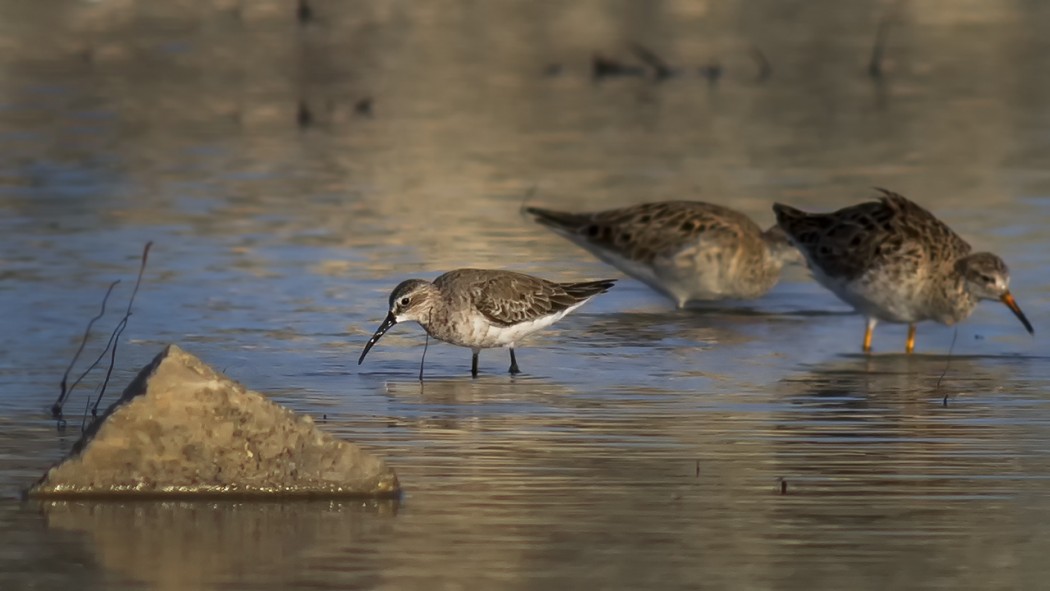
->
[2,0,1050,589]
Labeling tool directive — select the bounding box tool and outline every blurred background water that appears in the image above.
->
[2,0,1050,589]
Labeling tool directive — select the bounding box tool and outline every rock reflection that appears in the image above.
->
[38,499,398,591]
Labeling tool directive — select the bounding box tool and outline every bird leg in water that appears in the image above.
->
[905,323,916,354]
[509,348,521,375]
[863,318,877,353]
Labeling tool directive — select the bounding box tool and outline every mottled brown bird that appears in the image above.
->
[526,201,801,308]
[774,188,1033,353]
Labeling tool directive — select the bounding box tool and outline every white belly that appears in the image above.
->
[459,301,585,349]
[591,244,729,306]
[811,265,926,323]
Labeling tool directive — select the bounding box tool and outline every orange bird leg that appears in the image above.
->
[905,323,916,354]
[862,318,876,353]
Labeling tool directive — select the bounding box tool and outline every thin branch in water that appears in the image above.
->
[629,42,675,80]
[354,97,373,118]
[868,22,888,77]
[91,316,128,419]
[750,45,772,81]
[297,99,313,129]
[64,242,155,419]
[700,61,723,85]
[81,383,101,432]
[52,279,121,423]
[868,10,898,78]
[297,0,313,24]
[90,241,153,418]
[66,319,123,401]
[592,53,646,79]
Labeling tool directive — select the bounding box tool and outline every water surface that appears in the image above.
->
[1,1,1050,590]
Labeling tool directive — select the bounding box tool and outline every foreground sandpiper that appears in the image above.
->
[525,201,801,308]
[358,269,616,377]
[773,188,1034,353]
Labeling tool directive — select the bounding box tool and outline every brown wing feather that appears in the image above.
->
[528,201,762,263]
[438,270,613,327]
[773,189,971,280]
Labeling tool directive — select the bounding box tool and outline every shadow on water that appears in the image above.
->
[378,376,584,422]
[770,354,1047,492]
[679,301,856,318]
[730,354,1050,588]
[778,353,1042,408]
[836,352,1050,362]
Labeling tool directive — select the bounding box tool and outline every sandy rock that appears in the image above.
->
[28,345,399,498]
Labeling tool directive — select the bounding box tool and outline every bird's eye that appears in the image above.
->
[399,297,411,306]
[978,274,994,284]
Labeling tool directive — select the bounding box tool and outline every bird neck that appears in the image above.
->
[413,292,453,339]
[931,272,979,325]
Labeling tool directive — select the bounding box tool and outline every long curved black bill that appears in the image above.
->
[359,312,398,365]
[1001,291,1034,335]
